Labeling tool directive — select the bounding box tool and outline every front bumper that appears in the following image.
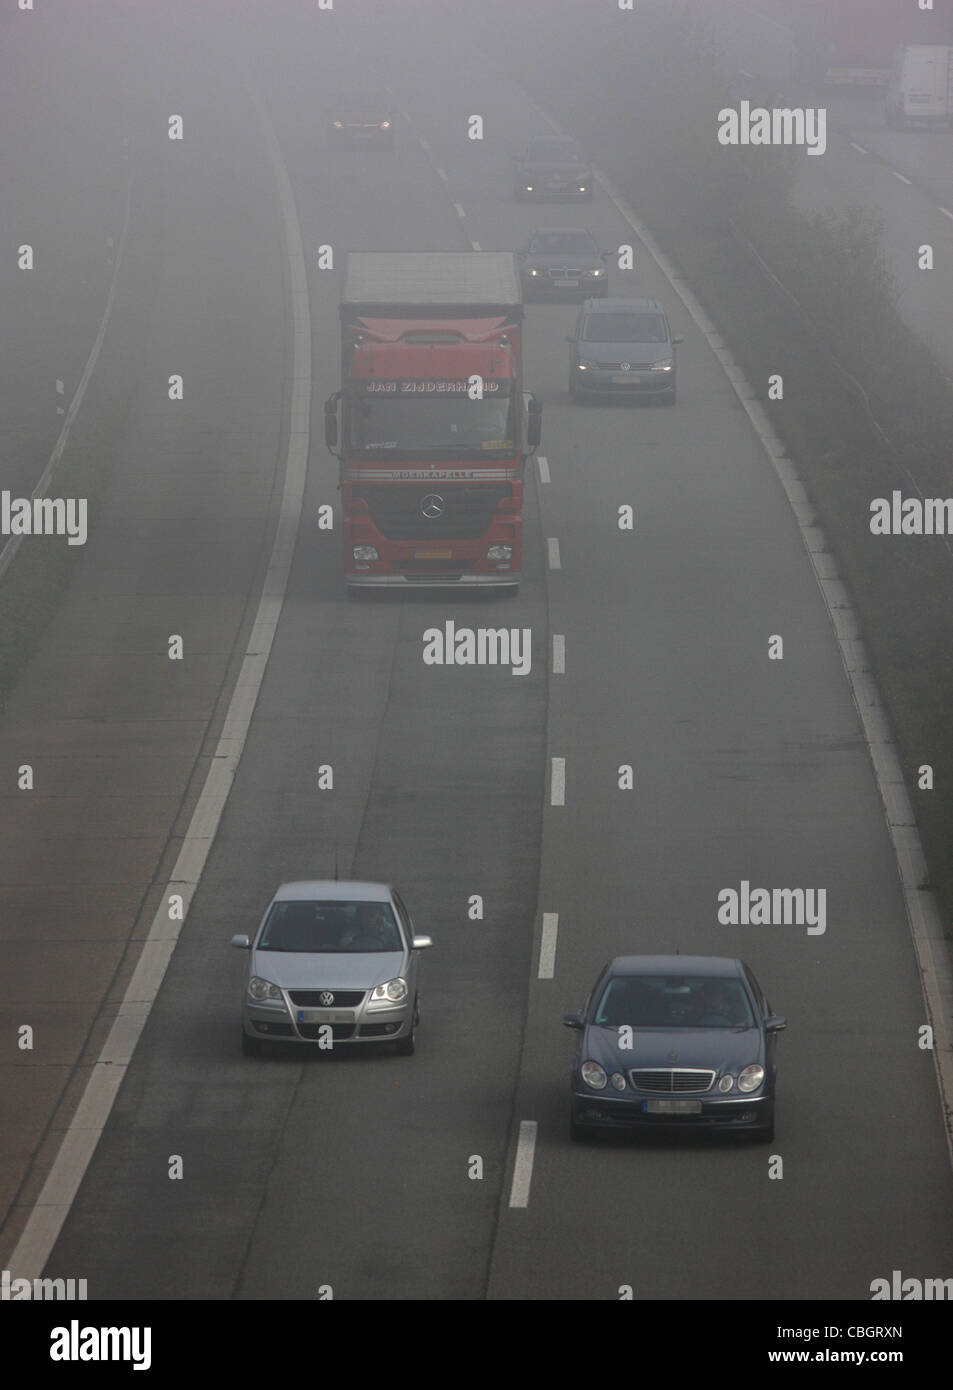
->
[346,570,519,589]
[519,180,592,199]
[571,1088,772,1132]
[524,275,607,298]
[243,994,413,1046]
[573,368,675,396]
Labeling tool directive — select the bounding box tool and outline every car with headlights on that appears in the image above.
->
[564,955,784,1141]
[567,297,682,403]
[517,227,610,299]
[232,881,432,1056]
[327,90,396,148]
[513,135,593,200]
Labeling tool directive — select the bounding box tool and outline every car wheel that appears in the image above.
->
[241,1029,264,1058]
[395,997,418,1055]
[662,386,677,405]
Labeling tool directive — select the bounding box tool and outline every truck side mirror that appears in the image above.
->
[526,397,542,449]
[324,395,339,451]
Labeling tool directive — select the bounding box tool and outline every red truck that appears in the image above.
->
[787,0,953,89]
[324,252,541,594]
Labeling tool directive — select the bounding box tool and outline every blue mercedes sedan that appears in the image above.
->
[564,955,785,1142]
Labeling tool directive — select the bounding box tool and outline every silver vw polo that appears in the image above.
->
[232,881,433,1057]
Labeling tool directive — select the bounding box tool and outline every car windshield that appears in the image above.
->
[347,388,515,457]
[259,900,402,953]
[528,232,597,254]
[583,313,668,343]
[594,975,755,1029]
[525,140,584,162]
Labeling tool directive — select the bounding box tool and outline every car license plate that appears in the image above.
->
[414,549,452,559]
[611,374,639,383]
[297,1009,354,1024]
[555,278,578,287]
[643,1099,702,1115]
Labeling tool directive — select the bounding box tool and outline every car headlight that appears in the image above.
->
[650,358,674,371]
[352,545,379,561]
[581,1060,607,1090]
[332,121,343,129]
[738,1064,765,1092]
[370,977,408,1003]
[576,359,596,370]
[610,1072,626,1091]
[524,184,534,192]
[528,268,540,276]
[588,268,604,276]
[379,120,391,129]
[718,1074,734,1093]
[486,544,513,561]
[248,977,283,1003]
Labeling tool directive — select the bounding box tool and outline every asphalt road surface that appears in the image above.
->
[2,0,951,1303]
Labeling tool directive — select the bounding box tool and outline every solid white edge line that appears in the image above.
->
[453,201,465,218]
[939,207,953,221]
[891,170,912,185]
[9,76,313,1281]
[849,142,869,155]
[551,757,565,807]
[0,167,135,583]
[508,1121,538,1208]
[536,454,550,483]
[538,912,559,979]
[547,537,560,569]
[436,166,448,181]
[586,158,953,1172]
[552,634,565,674]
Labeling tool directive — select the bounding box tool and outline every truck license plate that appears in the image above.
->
[414,549,452,559]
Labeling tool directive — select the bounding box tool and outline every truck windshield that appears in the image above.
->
[347,394,516,458]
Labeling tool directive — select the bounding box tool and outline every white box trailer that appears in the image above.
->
[886,45,953,128]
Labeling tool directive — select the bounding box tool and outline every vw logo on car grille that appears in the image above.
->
[619,362,631,371]
[319,991,335,1006]
[421,493,445,519]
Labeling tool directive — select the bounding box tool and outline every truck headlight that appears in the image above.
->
[352,546,379,561]
[486,545,513,561]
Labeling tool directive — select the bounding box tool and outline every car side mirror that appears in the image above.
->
[672,334,684,345]
[563,1012,585,1030]
[231,934,251,950]
[764,1015,786,1033]
[412,935,433,950]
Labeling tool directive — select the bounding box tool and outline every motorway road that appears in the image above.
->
[3,1,952,1300]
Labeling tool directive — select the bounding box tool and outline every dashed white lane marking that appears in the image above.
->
[436,166,448,181]
[547,537,561,569]
[508,1121,538,1208]
[550,757,566,807]
[453,201,465,218]
[471,239,482,251]
[552,634,565,674]
[536,454,550,483]
[538,912,559,979]
[940,207,953,222]
[891,170,912,185]
[9,75,313,1282]
[849,142,869,155]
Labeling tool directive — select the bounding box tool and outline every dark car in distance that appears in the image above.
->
[517,228,610,299]
[327,90,395,148]
[567,297,682,403]
[513,136,593,200]
[564,955,785,1142]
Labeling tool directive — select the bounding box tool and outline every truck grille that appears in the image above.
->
[628,1069,715,1093]
[354,484,510,541]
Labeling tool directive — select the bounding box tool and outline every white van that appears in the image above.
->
[886,45,953,128]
